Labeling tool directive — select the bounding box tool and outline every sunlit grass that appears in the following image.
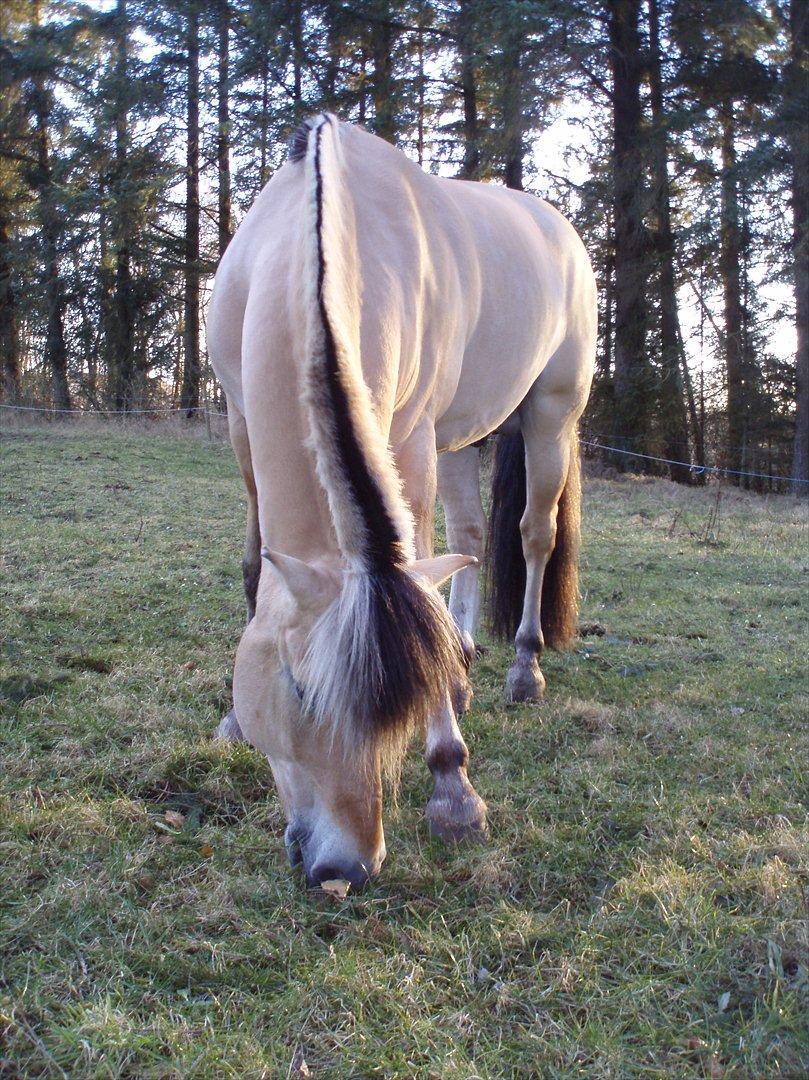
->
[1,423,807,1077]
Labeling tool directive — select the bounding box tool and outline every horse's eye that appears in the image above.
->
[283,664,305,702]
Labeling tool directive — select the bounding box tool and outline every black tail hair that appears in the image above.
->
[485,433,527,640]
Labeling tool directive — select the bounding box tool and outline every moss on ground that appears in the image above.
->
[1,424,807,1078]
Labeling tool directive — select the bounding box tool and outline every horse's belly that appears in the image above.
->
[434,319,561,452]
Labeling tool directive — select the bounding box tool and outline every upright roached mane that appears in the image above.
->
[292,114,467,749]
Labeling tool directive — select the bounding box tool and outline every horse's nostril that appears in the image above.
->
[306,861,373,890]
[284,824,305,867]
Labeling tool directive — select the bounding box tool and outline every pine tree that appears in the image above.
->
[181,0,201,416]
[216,0,232,260]
[0,0,31,404]
[647,0,694,480]
[786,0,808,490]
[672,0,777,482]
[29,0,71,410]
[606,0,653,460]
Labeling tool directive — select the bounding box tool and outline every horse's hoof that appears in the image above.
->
[426,790,488,844]
[457,628,476,667]
[453,679,474,716]
[505,660,546,704]
[215,709,244,742]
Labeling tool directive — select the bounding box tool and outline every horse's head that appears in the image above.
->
[233,547,475,888]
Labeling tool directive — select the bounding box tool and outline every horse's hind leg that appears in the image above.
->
[506,379,586,703]
[216,399,261,743]
[397,422,487,841]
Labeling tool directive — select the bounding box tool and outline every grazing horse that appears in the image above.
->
[207,115,596,887]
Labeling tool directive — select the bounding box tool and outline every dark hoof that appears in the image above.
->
[426,789,488,844]
[215,709,244,742]
[505,660,546,704]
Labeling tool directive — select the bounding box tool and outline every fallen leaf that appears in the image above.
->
[717,991,730,1012]
[200,844,214,858]
[183,661,196,671]
[686,1037,705,1052]
[157,833,174,846]
[164,810,185,829]
[289,1048,310,1076]
[320,878,350,900]
[135,871,155,891]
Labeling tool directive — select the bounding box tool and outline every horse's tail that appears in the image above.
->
[541,430,581,650]
[485,429,581,650]
[485,433,527,641]
[291,115,466,759]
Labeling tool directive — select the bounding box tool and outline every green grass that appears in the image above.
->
[1,422,807,1079]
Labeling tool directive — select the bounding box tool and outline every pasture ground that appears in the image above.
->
[1,422,807,1079]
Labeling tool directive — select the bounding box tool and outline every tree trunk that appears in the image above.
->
[111,0,135,410]
[217,0,232,261]
[789,0,808,492]
[458,0,480,179]
[416,27,425,166]
[370,4,396,141]
[98,196,113,405]
[676,320,706,473]
[181,1,200,417]
[324,6,340,111]
[501,19,524,191]
[601,247,613,381]
[607,0,651,463]
[291,0,304,121]
[720,106,746,479]
[31,4,71,412]
[0,212,20,403]
[358,50,368,125]
[259,50,269,188]
[648,0,691,482]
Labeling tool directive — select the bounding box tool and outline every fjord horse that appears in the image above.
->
[207,115,596,887]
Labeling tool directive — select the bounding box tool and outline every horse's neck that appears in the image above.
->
[248,375,339,564]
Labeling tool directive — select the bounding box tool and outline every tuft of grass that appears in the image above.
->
[1,424,807,1078]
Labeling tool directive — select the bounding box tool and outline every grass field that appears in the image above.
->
[1,423,807,1079]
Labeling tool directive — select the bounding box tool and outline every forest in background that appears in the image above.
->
[0,0,806,492]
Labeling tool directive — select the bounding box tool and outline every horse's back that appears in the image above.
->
[428,179,595,448]
[209,119,595,446]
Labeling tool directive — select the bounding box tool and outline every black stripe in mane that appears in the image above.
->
[311,117,405,571]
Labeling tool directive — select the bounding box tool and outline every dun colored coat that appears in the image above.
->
[208,115,596,887]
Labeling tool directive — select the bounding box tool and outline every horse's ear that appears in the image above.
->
[261,547,331,611]
[409,554,478,588]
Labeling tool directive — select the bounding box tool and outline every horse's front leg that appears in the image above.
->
[425,691,487,842]
[397,424,487,841]
[216,401,259,744]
